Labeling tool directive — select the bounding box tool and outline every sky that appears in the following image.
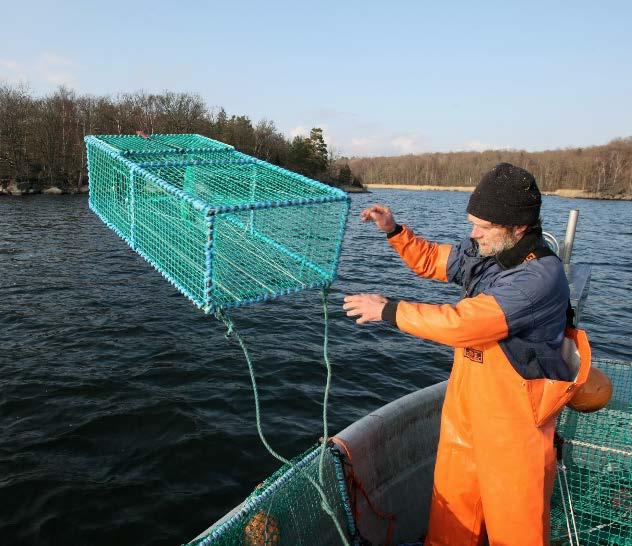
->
[2,0,631,157]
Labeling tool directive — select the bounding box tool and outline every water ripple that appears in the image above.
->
[0,193,630,545]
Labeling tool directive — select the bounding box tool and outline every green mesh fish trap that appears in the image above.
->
[85,134,349,312]
[185,446,354,546]
[551,359,631,545]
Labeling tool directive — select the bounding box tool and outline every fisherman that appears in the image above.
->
[343,163,591,546]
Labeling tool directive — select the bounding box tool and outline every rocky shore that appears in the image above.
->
[0,183,89,196]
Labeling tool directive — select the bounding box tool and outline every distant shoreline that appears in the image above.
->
[1,184,364,197]
[366,184,475,192]
[365,184,632,200]
[2,183,630,201]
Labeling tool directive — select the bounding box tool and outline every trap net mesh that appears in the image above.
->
[185,446,354,546]
[86,134,349,312]
[551,358,631,545]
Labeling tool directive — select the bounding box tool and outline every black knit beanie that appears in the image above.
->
[466,163,541,226]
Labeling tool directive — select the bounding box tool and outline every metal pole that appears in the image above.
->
[562,210,579,264]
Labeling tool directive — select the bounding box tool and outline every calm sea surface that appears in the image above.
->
[1,191,631,545]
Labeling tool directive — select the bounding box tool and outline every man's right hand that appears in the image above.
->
[360,204,397,233]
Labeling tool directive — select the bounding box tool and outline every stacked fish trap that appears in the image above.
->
[551,358,631,545]
[85,134,349,313]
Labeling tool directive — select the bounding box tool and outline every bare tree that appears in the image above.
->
[1,83,630,196]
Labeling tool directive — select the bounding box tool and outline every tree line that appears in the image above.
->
[345,138,632,197]
[0,84,357,194]
[2,83,630,198]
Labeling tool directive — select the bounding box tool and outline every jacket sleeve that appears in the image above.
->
[395,293,509,348]
[387,224,452,282]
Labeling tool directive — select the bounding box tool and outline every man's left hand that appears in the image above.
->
[343,294,387,324]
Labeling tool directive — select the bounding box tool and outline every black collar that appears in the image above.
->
[495,226,546,269]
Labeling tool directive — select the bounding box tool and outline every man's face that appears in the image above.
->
[468,214,525,257]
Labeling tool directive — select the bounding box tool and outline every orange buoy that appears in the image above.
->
[568,367,613,413]
[243,511,280,546]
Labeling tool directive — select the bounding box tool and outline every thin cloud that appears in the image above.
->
[349,136,380,155]
[289,125,309,138]
[391,135,425,154]
[346,132,428,156]
[0,53,77,90]
[36,52,76,87]
[464,140,508,152]
[0,59,27,83]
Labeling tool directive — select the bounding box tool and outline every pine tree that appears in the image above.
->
[338,163,352,185]
[309,128,328,174]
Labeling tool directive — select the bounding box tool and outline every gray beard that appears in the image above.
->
[479,233,520,257]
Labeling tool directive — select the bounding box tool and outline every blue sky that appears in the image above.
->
[2,0,631,156]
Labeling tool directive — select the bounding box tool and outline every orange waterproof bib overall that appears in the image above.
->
[425,329,590,546]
